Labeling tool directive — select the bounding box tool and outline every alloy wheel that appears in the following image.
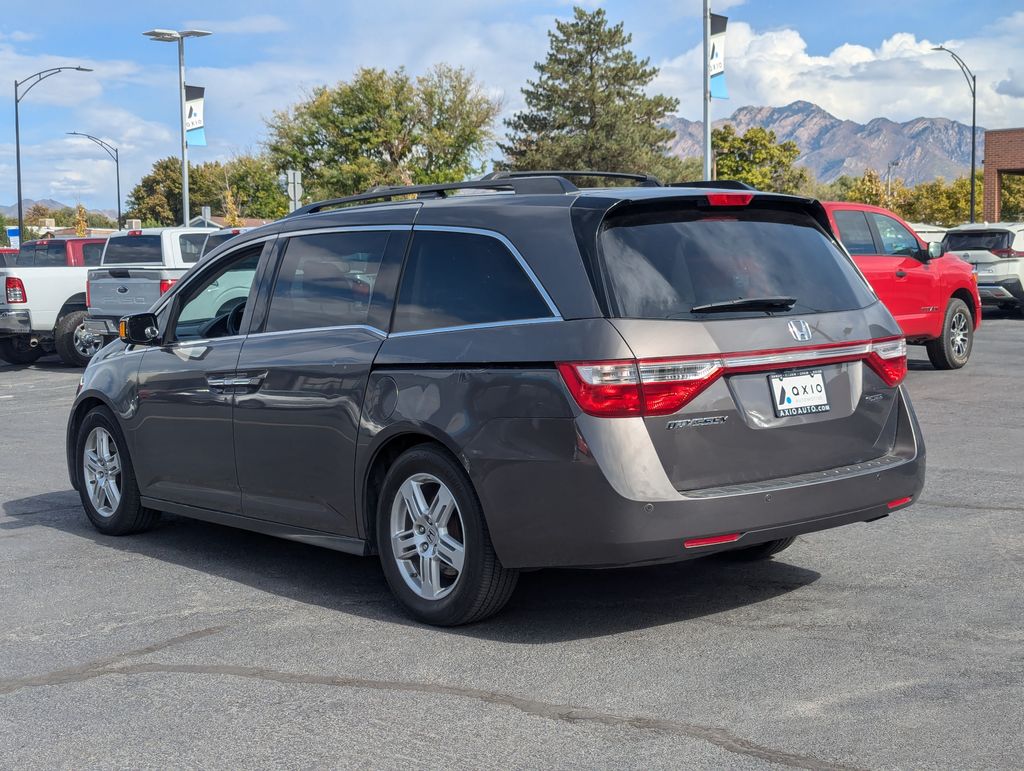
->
[389,473,466,600]
[82,427,122,517]
[950,311,970,360]
[73,323,102,358]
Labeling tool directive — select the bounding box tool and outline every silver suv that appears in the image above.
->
[66,173,925,625]
[943,222,1024,311]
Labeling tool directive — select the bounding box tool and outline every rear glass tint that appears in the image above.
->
[81,242,104,266]
[598,205,875,320]
[179,233,208,264]
[833,210,876,255]
[17,241,67,267]
[201,232,235,257]
[942,231,1012,253]
[102,235,163,264]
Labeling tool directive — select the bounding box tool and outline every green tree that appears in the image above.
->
[712,124,808,193]
[0,214,9,247]
[1002,174,1024,220]
[500,6,687,183]
[222,155,288,219]
[266,65,500,199]
[846,169,886,207]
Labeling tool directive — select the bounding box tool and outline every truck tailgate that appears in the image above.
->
[88,268,180,318]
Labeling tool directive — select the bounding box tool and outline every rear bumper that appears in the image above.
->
[84,316,119,335]
[977,278,1024,304]
[474,386,925,570]
[0,309,31,335]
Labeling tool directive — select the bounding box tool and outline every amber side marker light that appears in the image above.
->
[684,533,741,549]
[887,496,913,509]
[118,319,128,340]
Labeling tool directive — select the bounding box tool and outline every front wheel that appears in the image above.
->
[75,407,160,535]
[925,298,973,370]
[0,337,43,365]
[376,446,518,626]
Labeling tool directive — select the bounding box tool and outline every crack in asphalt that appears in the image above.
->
[0,627,863,771]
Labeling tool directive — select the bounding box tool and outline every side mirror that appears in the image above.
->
[927,241,943,260]
[118,313,161,346]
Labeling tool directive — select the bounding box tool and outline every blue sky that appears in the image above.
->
[2,0,1022,212]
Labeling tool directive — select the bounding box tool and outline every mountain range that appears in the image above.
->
[665,100,982,186]
[0,199,117,221]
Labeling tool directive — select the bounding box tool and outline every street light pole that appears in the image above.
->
[933,46,977,222]
[886,160,900,203]
[143,29,211,226]
[67,132,121,227]
[13,66,92,242]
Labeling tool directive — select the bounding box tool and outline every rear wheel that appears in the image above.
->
[55,310,101,367]
[75,407,159,535]
[926,298,973,370]
[376,446,518,625]
[0,337,43,365]
[724,537,796,561]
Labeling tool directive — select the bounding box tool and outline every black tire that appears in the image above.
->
[724,537,796,561]
[0,337,43,365]
[75,406,160,536]
[376,445,518,626]
[925,298,973,370]
[54,310,99,367]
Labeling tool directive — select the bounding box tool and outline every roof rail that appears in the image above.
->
[668,180,758,191]
[288,176,578,217]
[483,170,663,187]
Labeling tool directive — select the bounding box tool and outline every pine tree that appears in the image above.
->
[500,6,685,182]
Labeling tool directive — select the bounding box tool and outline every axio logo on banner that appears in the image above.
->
[185,84,206,147]
[709,14,728,99]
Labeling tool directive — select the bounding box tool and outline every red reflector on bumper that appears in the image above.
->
[887,496,913,509]
[684,533,741,549]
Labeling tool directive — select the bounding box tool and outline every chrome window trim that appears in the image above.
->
[248,324,387,340]
[389,317,561,339]
[412,225,562,318]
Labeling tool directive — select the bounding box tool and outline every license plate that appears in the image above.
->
[769,370,829,417]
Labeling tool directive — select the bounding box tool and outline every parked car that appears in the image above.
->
[68,174,924,625]
[0,237,109,366]
[823,202,981,369]
[84,226,216,343]
[941,222,1024,312]
[908,223,947,244]
[16,237,106,267]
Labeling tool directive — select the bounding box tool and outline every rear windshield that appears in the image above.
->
[102,235,163,265]
[17,241,67,267]
[200,232,235,257]
[598,205,875,320]
[179,233,208,264]
[942,231,1011,253]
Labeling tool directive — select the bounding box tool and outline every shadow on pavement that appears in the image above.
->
[3,490,820,644]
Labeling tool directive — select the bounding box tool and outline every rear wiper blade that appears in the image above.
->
[689,296,798,313]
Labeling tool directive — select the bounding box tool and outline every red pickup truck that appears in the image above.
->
[15,237,106,267]
[823,202,981,370]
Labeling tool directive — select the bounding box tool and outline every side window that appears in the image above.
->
[179,233,207,264]
[81,243,104,266]
[393,231,553,333]
[264,231,389,333]
[833,210,876,255]
[174,246,263,341]
[869,213,919,257]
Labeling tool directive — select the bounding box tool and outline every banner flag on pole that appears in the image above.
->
[185,84,206,147]
[709,14,728,99]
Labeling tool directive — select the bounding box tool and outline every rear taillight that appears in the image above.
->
[85,279,91,308]
[706,192,754,207]
[557,357,724,417]
[559,336,909,418]
[990,248,1024,258]
[865,338,907,387]
[5,277,26,303]
[159,278,178,294]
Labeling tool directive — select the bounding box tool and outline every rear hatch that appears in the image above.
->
[942,229,1020,276]
[574,194,905,491]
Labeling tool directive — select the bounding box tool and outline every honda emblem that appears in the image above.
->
[788,319,812,342]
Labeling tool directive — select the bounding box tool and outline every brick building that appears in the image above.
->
[983,128,1024,222]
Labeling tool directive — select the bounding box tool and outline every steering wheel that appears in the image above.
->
[226,301,246,336]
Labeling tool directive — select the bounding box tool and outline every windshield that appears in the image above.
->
[942,231,1012,253]
[102,235,162,265]
[598,204,875,320]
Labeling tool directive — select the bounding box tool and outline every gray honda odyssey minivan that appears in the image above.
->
[67,173,925,625]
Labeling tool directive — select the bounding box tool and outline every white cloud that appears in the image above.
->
[182,15,290,35]
[653,12,1024,128]
[0,30,35,42]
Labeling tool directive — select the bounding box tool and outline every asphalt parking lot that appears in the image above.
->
[1,319,1022,770]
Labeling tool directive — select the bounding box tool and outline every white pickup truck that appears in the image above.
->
[85,227,216,343]
[0,238,108,366]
